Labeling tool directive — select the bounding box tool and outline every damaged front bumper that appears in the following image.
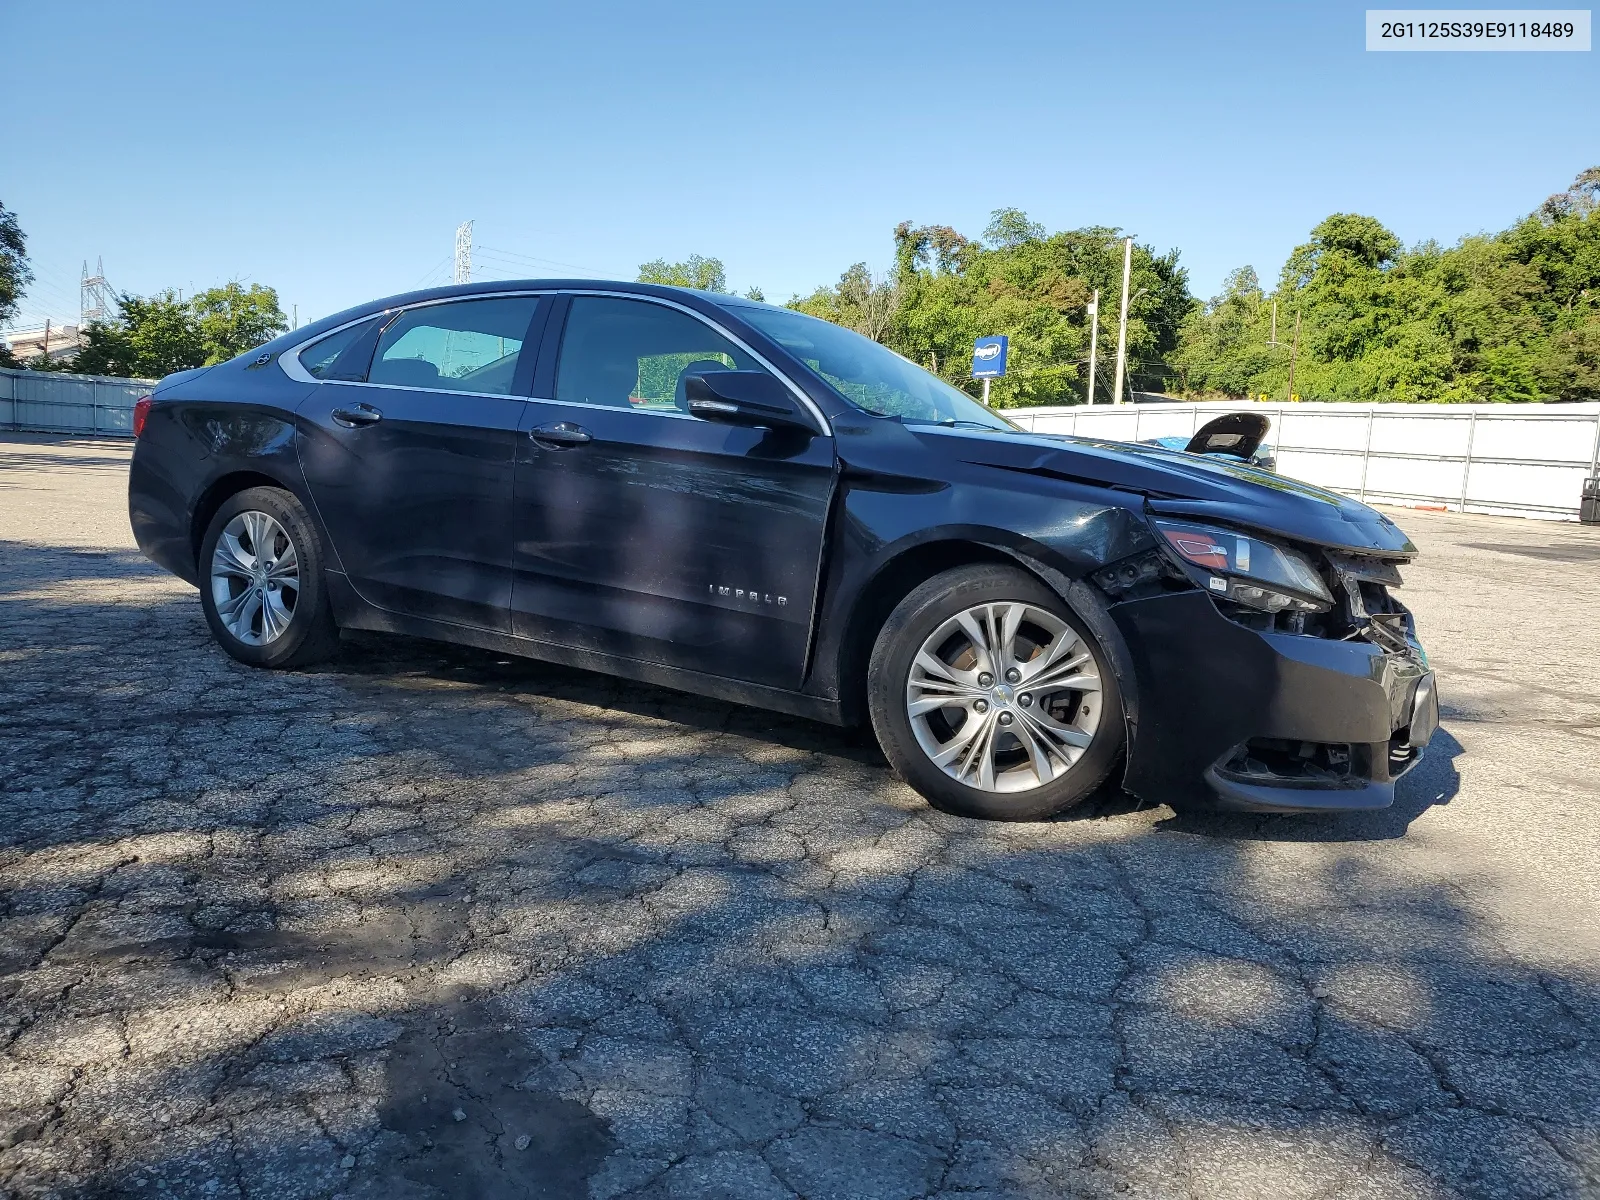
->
[1109,589,1437,814]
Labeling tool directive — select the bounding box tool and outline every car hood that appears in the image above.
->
[942,427,1416,557]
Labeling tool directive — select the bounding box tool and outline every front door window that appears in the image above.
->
[555,296,761,412]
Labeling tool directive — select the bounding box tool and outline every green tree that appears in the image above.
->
[52,280,288,377]
[1173,169,1600,403]
[63,320,139,377]
[121,292,207,375]
[799,211,1193,407]
[637,255,728,292]
[1170,267,1275,397]
[0,201,33,369]
[191,282,288,365]
[791,262,901,344]
[983,208,1046,249]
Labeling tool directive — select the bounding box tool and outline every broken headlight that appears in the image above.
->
[1152,518,1334,614]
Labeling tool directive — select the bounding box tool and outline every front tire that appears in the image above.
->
[198,486,340,669]
[867,564,1125,820]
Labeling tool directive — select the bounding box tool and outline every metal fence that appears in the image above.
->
[4,367,1598,522]
[1,367,156,437]
[1009,400,1600,522]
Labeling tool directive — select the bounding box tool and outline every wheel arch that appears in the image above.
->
[833,540,1013,726]
[189,470,311,573]
[834,537,1139,777]
[998,547,1140,771]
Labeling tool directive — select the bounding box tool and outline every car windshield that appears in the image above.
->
[730,305,1016,431]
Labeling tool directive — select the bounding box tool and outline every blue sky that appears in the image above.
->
[5,0,1595,331]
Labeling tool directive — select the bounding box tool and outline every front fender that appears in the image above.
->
[806,492,1151,721]
[1000,547,1141,783]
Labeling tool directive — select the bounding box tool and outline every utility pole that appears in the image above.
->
[42,319,50,360]
[1112,237,1133,406]
[1270,301,1277,345]
[292,305,298,330]
[1286,309,1302,403]
[1086,289,1100,405]
[454,221,474,284]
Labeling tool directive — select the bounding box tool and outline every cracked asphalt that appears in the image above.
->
[1,431,1597,1200]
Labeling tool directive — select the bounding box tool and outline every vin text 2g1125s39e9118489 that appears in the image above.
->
[128,281,1438,820]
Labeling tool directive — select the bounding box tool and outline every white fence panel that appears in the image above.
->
[1371,414,1471,457]
[1,367,156,437]
[1363,454,1465,502]
[1476,415,1597,463]
[1010,400,1600,521]
[1121,409,1196,440]
[1276,448,1367,491]
[1277,410,1370,451]
[1465,460,1591,515]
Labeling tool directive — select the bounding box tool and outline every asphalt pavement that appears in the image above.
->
[0,432,1596,1200]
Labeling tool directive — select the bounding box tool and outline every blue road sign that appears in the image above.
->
[971,335,1009,378]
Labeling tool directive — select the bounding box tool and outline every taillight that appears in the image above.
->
[132,395,153,437]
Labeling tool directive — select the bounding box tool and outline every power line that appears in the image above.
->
[19,269,82,318]
[473,250,611,281]
[471,250,594,280]
[411,255,453,289]
[476,244,619,277]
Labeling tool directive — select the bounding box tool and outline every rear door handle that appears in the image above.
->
[331,403,383,428]
[530,421,593,447]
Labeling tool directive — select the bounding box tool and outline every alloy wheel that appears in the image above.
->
[905,601,1103,793]
[210,510,299,646]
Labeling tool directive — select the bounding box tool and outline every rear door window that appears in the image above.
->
[368,297,543,396]
[555,296,760,412]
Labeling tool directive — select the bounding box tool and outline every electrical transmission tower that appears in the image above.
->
[81,258,117,326]
[453,221,473,284]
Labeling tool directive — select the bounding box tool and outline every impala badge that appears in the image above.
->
[710,584,786,606]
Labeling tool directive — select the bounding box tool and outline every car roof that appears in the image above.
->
[357,279,750,315]
[268,279,757,358]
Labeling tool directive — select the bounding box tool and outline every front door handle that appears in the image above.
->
[331,403,383,428]
[530,421,593,448]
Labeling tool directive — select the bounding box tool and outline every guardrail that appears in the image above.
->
[1008,400,1600,522]
[0,367,157,437]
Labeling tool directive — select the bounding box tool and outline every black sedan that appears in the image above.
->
[128,281,1437,819]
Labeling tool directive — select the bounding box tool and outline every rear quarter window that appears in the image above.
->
[298,319,379,379]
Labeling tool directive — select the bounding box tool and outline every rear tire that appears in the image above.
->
[867,564,1124,820]
[198,486,340,669]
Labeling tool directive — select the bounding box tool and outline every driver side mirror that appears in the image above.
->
[684,372,817,434]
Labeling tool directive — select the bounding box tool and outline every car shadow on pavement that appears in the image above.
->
[327,630,892,769]
[1,539,1595,1199]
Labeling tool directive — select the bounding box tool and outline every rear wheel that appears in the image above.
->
[867,564,1124,820]
[198,486,340,669]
